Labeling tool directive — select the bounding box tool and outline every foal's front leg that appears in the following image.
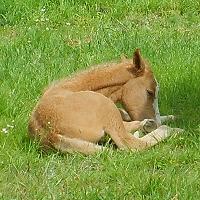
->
[160,115,175,123]
[119,108,176,124]
[123,119,157,134]
[119,108,157,133]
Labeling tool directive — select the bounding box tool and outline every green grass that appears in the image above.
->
[0,0,200,199]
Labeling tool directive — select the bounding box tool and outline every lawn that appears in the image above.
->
[0,0,200,199]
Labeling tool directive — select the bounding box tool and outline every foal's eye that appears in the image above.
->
[147,89,154,97]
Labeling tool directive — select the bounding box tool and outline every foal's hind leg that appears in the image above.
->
[103,108,182,150]
[52,134,105,155]
[139,125,183,147]
[103,110,154,150]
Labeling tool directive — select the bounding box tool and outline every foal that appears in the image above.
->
[28,49,182,154]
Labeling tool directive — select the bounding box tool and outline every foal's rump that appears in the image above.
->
[29,90,120,148]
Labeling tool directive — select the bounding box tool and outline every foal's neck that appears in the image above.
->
[58,62,133,92]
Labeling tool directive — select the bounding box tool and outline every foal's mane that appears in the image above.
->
[68,58,133,80]
[47,58,134,92]
[45,55,152,94]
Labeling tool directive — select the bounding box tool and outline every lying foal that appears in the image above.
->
[28,49,182,155]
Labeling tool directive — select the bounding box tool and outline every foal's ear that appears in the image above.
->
[133,49,145,75]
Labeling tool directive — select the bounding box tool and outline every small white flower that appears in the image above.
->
[47,121,51,124]
[48,168,55,179]
[41,7,46,12]
[66,22,71,26]
[7,124,14,128]
[46,27,49,30]
[2,128,8,134]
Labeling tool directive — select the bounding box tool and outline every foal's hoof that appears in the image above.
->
[141,119,157,133]
[168,115,176,120]
[119,108,131,122]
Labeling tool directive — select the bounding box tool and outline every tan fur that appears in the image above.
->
[28,49,182,154]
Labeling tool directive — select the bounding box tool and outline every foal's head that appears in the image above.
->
[122,49,161,125]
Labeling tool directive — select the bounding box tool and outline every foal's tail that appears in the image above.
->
[50,134,105,155]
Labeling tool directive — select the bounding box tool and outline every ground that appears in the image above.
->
[0,0,200,199]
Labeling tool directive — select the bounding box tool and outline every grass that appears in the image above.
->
[0,0,200,199]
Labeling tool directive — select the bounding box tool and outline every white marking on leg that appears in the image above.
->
[140,125,183,147]
[160,115,175,123]
[153,79,161,125]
